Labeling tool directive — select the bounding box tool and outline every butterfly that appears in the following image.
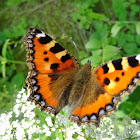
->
[22,28,140,127]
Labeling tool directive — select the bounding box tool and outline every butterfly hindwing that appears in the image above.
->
[69,68,120,126]
[23,28,80,114]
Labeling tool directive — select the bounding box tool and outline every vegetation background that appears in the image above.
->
[0,0,140,134]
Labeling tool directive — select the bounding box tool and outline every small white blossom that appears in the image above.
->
[45,117,53,127]
[42,124,51,136]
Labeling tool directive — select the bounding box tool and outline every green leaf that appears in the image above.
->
[135,22,140,35]
[0,56,4,61]
[135,35,140,46]
[55,129,63,139]
[103,45,121,61]
[79,51,88,60]
[118,32,127,47]
[85,33,102,50]
[125,34,135,42]
[116,86,140,121]
[72,132,78,139]
[11,73,24,90]
[2,39,10,58]
[112,0,127,20]
[123,43,137,55]
[111,23,125,37]
[88,12,106,20]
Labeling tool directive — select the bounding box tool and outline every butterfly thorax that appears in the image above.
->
[68,62,91,104]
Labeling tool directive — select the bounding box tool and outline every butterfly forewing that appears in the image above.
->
[23,28,79,114]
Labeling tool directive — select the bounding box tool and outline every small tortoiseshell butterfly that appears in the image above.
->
[22,28,140,127]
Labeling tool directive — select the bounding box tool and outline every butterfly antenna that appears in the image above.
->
[69,37,79,52]
[91,47,122,64]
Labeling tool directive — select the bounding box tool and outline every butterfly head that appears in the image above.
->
[75,60,91,81]
[84,60,91,70]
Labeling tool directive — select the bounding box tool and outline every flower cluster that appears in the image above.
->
[0,88,140,139]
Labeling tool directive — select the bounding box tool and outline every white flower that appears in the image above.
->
[42,124,51,136]
[137,130,140,136]
[17,93,21,98]
[51,127,56,132]
[45,116,53,127]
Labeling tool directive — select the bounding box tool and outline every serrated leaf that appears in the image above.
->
[123,43,137,55]
[112,0,127,20]
[125,34,135,42]
[136,22,140,35]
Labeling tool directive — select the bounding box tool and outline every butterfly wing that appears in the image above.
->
[69,55,140,126]
[95,55,140,97]
[22,28,80,114]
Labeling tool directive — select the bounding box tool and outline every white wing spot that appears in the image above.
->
[113,98,117,104]
[106,105,112,111]
[136,54,140,62]
[81,116,88,122]
[41,101,45,106]
[33,86,38,92]
[47,106,52,110]
[99,109,105,116]
[90,115,97,120]
[29,43,33,47]
[27,39,32,43]
[31,79,36,84]
[36,32,46,38]
[133,78,138,83]
[34,95,40,100]
[128,85,132,89]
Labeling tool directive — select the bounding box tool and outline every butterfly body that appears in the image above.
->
[68,61,91,104]
[22,28,140,127]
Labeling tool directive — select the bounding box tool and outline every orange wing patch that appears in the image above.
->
[26,71,58,114]
[32,38,75,73]
[69,93,120,126]
[95,55,140,97]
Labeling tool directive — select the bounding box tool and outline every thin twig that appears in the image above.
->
[18,0,55,16]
